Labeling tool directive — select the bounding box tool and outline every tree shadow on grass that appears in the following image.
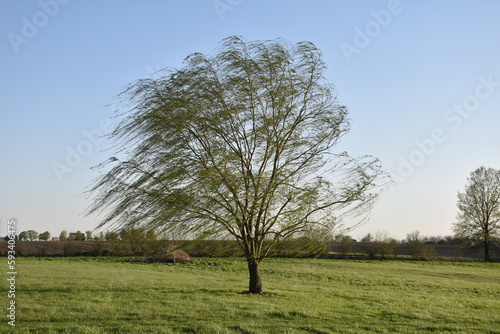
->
[237,291,281,296]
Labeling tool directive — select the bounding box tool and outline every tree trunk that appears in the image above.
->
[247,259,263,294]
[484,238,490,262]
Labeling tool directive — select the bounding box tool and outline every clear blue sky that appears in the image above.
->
[1,0,500,240]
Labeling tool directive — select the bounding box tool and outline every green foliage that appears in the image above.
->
[17,257,500,333]
[20,229,39,241]
[39,231,51,241]
[59,230,68,241]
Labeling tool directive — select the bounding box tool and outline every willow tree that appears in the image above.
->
[87,36,387,293]
[453,166,500,262]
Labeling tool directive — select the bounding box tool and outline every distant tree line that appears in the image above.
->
[4,226,496,261]
[4,229,118,242]
[333,230,480,261]
[6,230,52,241]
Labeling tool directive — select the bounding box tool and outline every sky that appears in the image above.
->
[1,0,500,241]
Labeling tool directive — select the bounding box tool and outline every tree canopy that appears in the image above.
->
[87,36,388,293]
[19,230,39,241]
[39,231,51,241]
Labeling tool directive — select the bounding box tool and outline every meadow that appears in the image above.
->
[4,257,500,333]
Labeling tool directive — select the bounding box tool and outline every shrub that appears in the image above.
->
[359,232,398,259]
[338,237,354,259]
[62,242,76,256]
[410,243,436,261]
[376,239,399,259]
[275,238,327,258]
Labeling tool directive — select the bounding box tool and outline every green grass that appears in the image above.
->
[3,257,500,333]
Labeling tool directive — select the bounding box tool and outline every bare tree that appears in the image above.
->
[453,167,500,262]
[87,36,389,293]
[405,230,421,244]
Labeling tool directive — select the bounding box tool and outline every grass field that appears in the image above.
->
[4,257,500,333]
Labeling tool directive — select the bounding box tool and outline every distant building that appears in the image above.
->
[68,232,85,241]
